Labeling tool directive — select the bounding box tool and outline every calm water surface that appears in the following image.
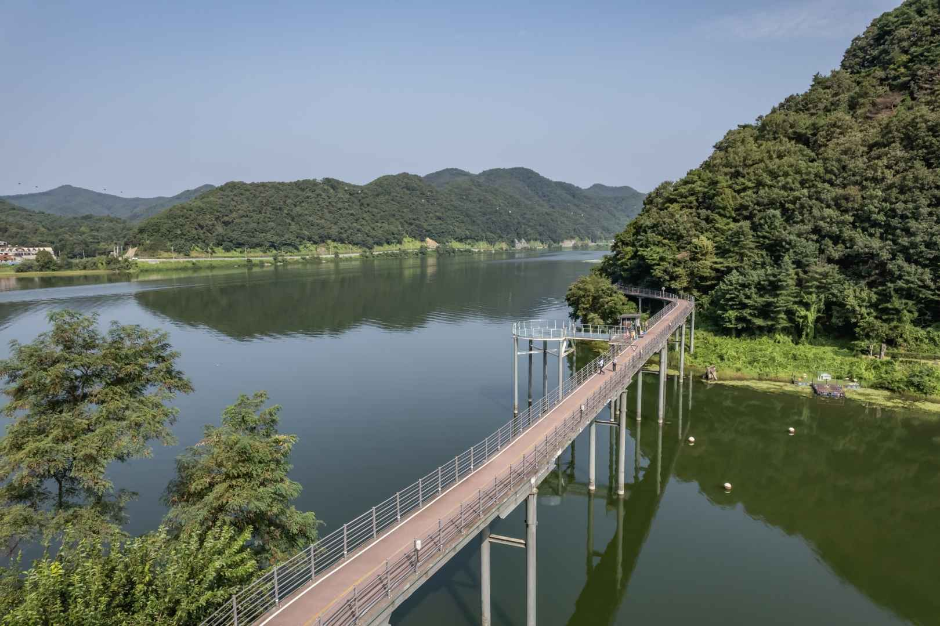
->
[1,252,938,626]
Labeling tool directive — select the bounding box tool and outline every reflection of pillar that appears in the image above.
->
[615,491,624,590]
[513,335,519,417]
[588,420,596,492]
[690,306,695,354]
[526,489,538,626]
[634,417,642,483]
[679,323,686,379]
[636,370,642,421]
[586,490,595,578]
[656,421,663,495]
[617,390,626,495]
[481,526,491,626]
[678,377,684,440]
[689,371,693,411]
[658,344,668,424]
[528,340,533,409]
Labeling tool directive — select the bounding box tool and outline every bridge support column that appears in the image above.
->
[513,336,519,417]
[481,526,491,626]
[558,339,566,399]
[528,340,533,409]
[526,488,538,626]
[542,340,548,400]
[617,389,627,496]
[679,323,686,379]
[588,420,596,492]
[690,306,695,354]
[658,344,667,424]
[636,370,642,421]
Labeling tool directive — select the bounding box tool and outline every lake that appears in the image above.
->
[1,251,938,626]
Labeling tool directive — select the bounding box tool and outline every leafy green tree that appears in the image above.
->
[565,273,636,325]
[33,250,57,271]
[0,311,192,551]
[164,391,319,564]
[0,524,255,626]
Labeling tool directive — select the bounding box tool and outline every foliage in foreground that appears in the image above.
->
[164,391,320,564]
[0,525,255,626]
[0,311,192,553]
[0,312,318,623]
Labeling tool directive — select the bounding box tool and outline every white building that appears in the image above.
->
[0,246,56,262]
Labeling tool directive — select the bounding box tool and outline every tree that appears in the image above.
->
[164,391,320,564]
[0,311,192,551]
[34,249,57,271]
[565,273,636,325]
[0,524,255,626]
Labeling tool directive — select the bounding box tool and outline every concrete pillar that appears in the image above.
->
[679,323,686,379]
[690,306,695,354]
[526,489,538,626]
[513,335,519,417]
[638,296,643,314]
[558,339,566,399]
[528,339,533,409]
[617,390,627,495]
[481,526,491,626]
[542,340,548,400]
[636,370,642,421]
[658,344,667,424]
[588,421,596,492]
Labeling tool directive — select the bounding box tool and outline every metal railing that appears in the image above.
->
[202,289,692,626]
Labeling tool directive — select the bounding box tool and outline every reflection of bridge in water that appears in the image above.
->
[202,287,694,626]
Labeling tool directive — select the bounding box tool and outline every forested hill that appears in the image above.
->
[132,169,644,252]
[600,0,940,348]
[0,200,132,257]
[1,184,215,221]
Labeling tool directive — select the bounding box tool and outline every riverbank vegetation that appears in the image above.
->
[0,312,318,624]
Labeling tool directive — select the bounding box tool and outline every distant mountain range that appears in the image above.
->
[1,184,216,221]
[1,168,645,256]
[133,168,645,253]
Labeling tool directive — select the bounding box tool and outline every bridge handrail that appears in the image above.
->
[201,289,691,626]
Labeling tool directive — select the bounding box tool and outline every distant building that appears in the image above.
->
[0,246,55,262]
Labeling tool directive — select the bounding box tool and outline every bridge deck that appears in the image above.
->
[262,298,691,626]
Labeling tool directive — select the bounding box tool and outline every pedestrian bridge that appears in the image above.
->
[202,287,694,626]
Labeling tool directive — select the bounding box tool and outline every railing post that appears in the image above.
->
[232,596,238,626]
[273,564,280,605]
[471,446,475,471]
[343,523,348,557]
[479,489,483,518]
[372,506,377,539]
[419,477,423,507]
[385,559,390,597]
[438,519,443,551]
[455,455,460,482]
[438,466,442,494]
[310,544,315,579]
[460,502,464,531]
[396,491,401,522]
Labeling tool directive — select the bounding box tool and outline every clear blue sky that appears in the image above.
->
[0,0,902,197]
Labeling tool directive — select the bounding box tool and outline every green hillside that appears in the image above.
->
[599,0,940,349]
[132,169,644,253]
[1,184,215,221]
[0,200,132,258]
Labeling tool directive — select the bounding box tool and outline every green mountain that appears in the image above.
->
[1,184,215,221]
[600,0,940,348]
[0,199,132,258]
[132,169,644,253]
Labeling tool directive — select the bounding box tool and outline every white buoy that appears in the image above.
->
[687,436,695,445]
[788,427,795,435]
[723,482,732,492]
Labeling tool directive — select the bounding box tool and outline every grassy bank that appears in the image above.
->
[686,330,940,413]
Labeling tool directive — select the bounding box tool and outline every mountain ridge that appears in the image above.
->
[1,184,216,221]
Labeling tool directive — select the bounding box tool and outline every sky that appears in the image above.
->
[0,0,903,197]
